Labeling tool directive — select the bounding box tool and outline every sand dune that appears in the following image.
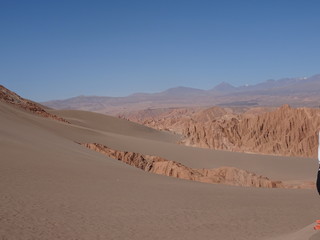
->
[1,99,320,239]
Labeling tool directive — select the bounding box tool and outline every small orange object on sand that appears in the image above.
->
[314,220,320,230]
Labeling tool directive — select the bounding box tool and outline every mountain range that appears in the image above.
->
[43,74,320,115]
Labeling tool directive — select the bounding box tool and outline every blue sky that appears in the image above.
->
[1,0,319,101]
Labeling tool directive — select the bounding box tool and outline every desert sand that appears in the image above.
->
[1,99,320,239]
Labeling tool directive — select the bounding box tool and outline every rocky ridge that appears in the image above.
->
[182,105,320,158]
[122,105,320,158]
[79,142,314,189]
[0,85,69,123]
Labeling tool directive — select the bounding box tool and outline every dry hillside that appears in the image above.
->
[0,85,69,123]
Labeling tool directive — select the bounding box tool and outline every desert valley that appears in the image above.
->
[2,81,320,239]
[2,1,320,239]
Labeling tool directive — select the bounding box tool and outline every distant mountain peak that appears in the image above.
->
[161,86,206,95]
[212,82,236,92]
[164,86,202,91]
[42,74,320,113]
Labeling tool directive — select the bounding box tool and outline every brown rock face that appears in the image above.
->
[123,105,320,158]
[0,85,69,123]
[182,105,320,158]
[79,142,291,188]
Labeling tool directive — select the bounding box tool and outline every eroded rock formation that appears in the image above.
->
[0,85,69,123]
[123,105,320,158]
[182,105,320,158]
[79,142,310,189]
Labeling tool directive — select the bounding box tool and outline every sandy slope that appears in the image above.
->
[52,108,318,182]
[1,101,320,240]
[266,223,320,240]
[49,109,180,142]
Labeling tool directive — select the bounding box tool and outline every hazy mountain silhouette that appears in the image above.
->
[43,74,320,114]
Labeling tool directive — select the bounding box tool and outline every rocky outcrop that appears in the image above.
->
[182,105,320,158]
[124,105,320,158]
[0,85,69,123]
[79,142,308,189]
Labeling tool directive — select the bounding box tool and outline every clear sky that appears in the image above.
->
[1,0,319,101]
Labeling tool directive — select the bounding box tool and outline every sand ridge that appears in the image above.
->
[79,142,285,188]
